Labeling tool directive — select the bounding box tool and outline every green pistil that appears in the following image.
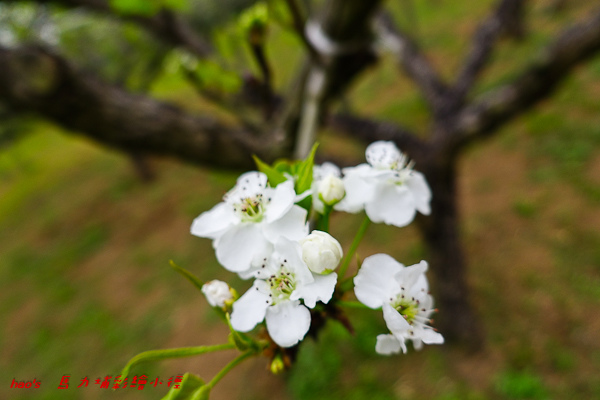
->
[392,299,419,324]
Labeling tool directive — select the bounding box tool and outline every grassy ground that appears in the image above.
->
[1,0,600,399]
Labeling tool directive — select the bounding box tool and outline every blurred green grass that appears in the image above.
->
[1,0,600,399]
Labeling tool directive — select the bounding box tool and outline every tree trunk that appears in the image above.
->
[419,158,484,348]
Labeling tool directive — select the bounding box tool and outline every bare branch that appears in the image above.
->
[283,0,323,64]
[328,113,428,162]
[2,0,212,57]
[455,8,600,146]
[453,0,527,101]
[0,45,291,169]
[375,13,449,113]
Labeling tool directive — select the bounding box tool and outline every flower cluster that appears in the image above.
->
[191,141,442,356]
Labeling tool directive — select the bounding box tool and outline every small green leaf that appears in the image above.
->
[292,143,318,210]
[109,0,186,15]
[161,373,205,400]
[253,155,287,186]
[169,260,204,292]
[109,0,159,16]
[273,159,293,174]
[294,143,318,195]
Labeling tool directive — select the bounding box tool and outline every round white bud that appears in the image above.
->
[202,280,233,308]
[300,231,343,274]
[318,174,345,206]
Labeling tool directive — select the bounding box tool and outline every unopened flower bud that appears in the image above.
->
[202,280,234,308]
[300,231,343,274]
[270,355,285,375]
[318,175,345,206]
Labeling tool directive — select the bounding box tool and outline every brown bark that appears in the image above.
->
[0,46,278,169]
[417,158,483,347]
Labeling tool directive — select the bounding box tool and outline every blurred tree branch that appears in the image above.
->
[375,13,449,115]
[0,45,284,169]
[0,0,212,57]
[454,7,600,148]
[452,0,527,105]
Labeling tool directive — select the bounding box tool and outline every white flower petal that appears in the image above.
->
[365,183,416,227]
[263,205,308,243]
[236,171,268,196]
[265,301,311,347]
[237,243,275,280]
[366,141,403,169]
[230,281,270,332]
[335,165,374,213]
[314,162,341,180]
[215,224,270,272]
[190,203,236,239]
[273,237,313,284]
[394,260,429,291]
[354,254,404,308]
[265,180,296,223]
[407,171,431,215]
[412,338,424,351]
[382,303,411,335]
[420,328,444,344]
[375,334,404,355]
[292,272,337,308]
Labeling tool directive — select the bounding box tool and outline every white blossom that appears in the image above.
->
[191,171,308,274]
[312,162,344,213]
[202,280,234,308]
[230,237,337,348]
[353,254,443,354]
[336,141,431,227]
[299,231,343,274]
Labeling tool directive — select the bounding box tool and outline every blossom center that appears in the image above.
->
[267,269,296,304]
[233,195,266,223]
[391,298,419,325]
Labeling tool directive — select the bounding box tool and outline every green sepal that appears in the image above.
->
[253,155,287,186]
[161,373,205,400]
[169,260,204,292]
[119,343,235,382]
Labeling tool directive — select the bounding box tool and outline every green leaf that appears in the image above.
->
[109,0,186,15]
[161,373,205,400]
[162,0,187,11]
[109,0,159,16]
[292,143,318,210]
[119,343,235,381]
[169,260,204,292]
[273,159,293,174]
[253,155,287,186]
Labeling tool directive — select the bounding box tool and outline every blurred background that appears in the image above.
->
[1,0,600,399]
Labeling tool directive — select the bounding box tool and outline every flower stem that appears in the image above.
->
[337,216,370,281]
[316,205,332,232]
[207,351,255,389]
[120,343,236,381]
